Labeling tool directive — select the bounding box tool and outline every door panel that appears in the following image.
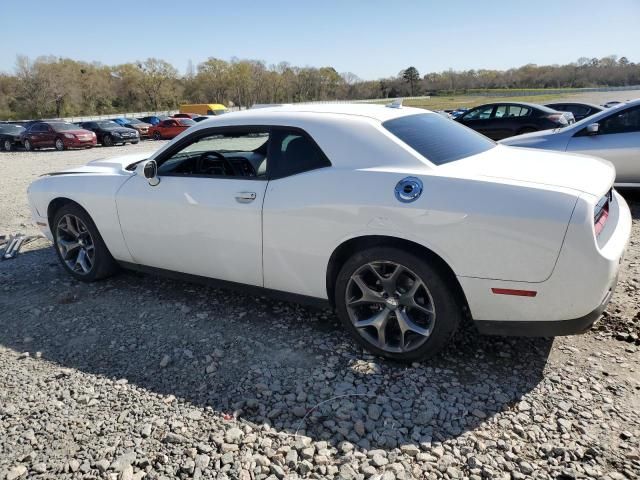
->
[116,174,266,286]
[566,132,640,184]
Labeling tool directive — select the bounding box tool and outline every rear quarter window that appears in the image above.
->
[383,113,495,165]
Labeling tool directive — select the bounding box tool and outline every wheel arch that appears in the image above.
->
[325,235,469,311]
[47,197,88,228]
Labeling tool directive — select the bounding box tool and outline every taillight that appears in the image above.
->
[546,113,568,125]
[594,190,612,236]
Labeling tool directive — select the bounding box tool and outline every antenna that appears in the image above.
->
[386,98,403,109]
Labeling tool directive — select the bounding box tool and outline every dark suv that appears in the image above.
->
[79,121,140,146]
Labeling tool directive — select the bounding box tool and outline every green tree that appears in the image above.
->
[402,66,420,96]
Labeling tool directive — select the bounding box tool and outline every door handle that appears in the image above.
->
[235,192,257,203]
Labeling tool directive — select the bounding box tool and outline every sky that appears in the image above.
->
[1,0,639,80]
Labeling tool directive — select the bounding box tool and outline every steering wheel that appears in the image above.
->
[196,151,235,176]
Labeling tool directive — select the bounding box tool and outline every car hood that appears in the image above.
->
[105,127,138,134]
[441,145,614,197]
[60,129,94,136]
[46,153,150,176]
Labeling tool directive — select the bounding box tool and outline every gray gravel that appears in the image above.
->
[1,145,639,479]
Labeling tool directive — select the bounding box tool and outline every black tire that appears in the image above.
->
[103,134,113,147]
[52,203,119,282]
[3,138,12,151]
[335,246,462,362]
[24,139,33,151]
[55,138,65,151]
[153,131,161,140]
[131,140,139,144]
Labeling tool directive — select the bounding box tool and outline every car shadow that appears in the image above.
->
[1,243,553,452]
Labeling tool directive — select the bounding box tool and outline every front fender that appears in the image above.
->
[28,174,134,262]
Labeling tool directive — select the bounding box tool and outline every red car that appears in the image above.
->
[21,121,96,151]
[172,113,198,119]
[148,118,196,140]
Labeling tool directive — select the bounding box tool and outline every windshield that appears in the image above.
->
[0,124,24,134]
[383,113,496,165]
[50,122,78,132]
[178,119,196,126]
[126,118,142,124]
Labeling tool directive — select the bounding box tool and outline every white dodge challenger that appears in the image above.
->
[27,104,631,361]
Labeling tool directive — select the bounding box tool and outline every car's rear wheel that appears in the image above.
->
[24,139,33,151]
[103,135,113,147]
[335,247,462,362]
[55,138,65,151]
[52,203,119,282]
[3,139,12,151]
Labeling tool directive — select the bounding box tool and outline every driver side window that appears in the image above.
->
[598,106,640,135]
[157,129,270,179]
[463,105,494,121]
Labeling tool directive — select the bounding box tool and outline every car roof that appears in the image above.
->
[225,103,432,123]
[545,101,603,109]
[471,101,554,111]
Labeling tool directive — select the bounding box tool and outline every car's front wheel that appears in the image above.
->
[3,139,12,151]
[153,131,161,140]
[52,203,119,282]
[24,139,33,151]
[55,138,65,151]
[335,247,462,362]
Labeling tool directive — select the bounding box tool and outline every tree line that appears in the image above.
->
[0,54,638,119]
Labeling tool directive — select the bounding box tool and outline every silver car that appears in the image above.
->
[501,99,640,187]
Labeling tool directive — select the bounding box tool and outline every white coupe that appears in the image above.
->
[28,104,631,361]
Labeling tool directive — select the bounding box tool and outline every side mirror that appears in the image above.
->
[142,160,160,186]
[587,123,600,135]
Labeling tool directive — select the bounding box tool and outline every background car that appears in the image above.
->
[27,104,630,362]
[450,108,469,119]
[500,98,640,187]
[603,101,624,108]
[20,121,96,151]
[137,115,169,126]
[121,118,151,138]
[110,117,150,138]
[455,102,572,140]
[172,113,198,119]
[79,121,140,146]
[0,123,26,151]
[545,102,603,122]
[148,118,196,139]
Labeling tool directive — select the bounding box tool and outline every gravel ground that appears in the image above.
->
[0,144,639,480]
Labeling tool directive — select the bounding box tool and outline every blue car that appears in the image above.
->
[137,115,169,126]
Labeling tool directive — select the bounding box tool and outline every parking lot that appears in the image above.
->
[1,144,639,479]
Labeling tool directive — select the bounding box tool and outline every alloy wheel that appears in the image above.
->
[24,139,32,151]
[56,214,95,275]
[55,138,64,151]
[345,261,436,353]
[3,139,11,151]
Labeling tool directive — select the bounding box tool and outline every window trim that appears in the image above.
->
[150,124,332,182]
[573,105,640,138]
[153,125,273,182]
[462,105,496,121]
[267,126,332,180]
